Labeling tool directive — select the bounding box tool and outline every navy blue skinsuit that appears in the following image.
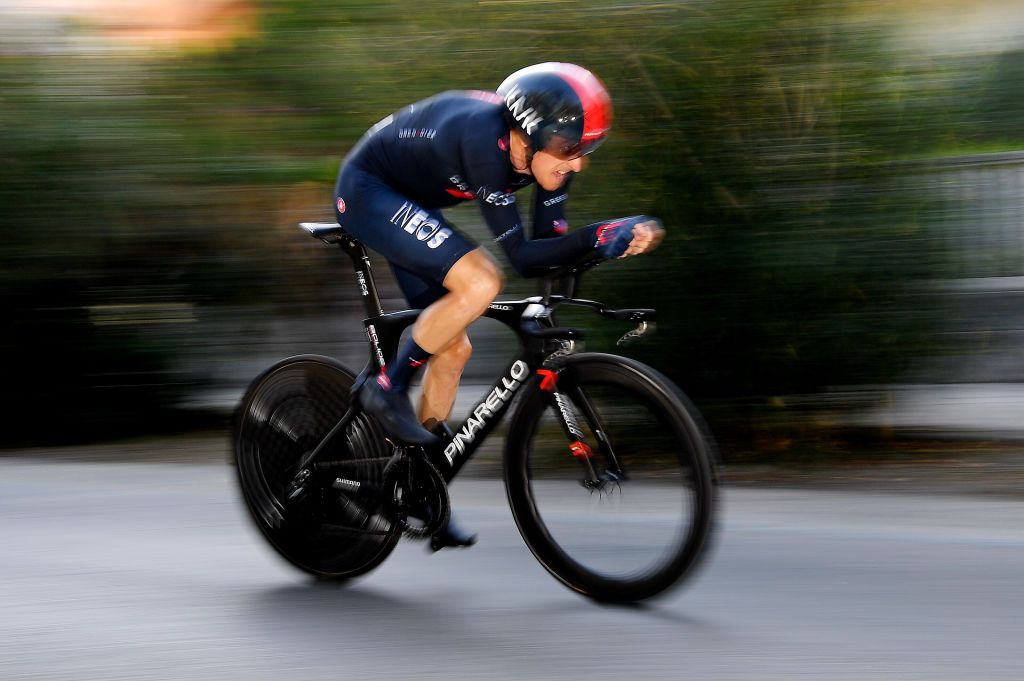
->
[334,90,603,307]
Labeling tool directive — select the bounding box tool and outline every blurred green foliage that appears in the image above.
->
[0,0,1018,450]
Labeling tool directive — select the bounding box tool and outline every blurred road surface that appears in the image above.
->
[1,458,1022,680]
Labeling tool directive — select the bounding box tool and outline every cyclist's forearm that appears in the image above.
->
[495,223,601,276]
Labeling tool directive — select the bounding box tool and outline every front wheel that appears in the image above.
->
[504,353,717,603]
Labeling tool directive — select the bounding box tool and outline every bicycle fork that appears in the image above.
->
[538,370,624,490]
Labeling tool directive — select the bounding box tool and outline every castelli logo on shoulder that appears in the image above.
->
[336,198,347,214]
[497,135,509,151]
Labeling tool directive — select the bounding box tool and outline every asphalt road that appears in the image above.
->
[1,457,1021,680]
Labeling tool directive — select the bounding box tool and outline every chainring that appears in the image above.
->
[383,450,450,540]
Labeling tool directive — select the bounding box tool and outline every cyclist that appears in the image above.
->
[333,62,664,549]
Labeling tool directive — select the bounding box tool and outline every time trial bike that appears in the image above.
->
[233,221,718,603]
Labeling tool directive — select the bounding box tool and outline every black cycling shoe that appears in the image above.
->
[358,379,438,447]
[429,510,478,552]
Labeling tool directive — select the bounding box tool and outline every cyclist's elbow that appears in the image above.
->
[504,251,540,279]
[506,261,530,279]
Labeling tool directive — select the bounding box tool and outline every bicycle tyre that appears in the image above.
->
[234,355,399,580]
[504,353,717,603]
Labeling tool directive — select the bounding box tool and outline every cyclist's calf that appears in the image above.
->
[419,332,473,425]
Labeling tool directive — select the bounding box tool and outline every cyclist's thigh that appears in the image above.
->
[390,265,450,309]
[335,165,475,288]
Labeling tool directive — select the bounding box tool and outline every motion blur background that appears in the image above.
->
[3,0,1024,461]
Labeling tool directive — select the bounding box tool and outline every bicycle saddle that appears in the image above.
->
[300,222,353,245]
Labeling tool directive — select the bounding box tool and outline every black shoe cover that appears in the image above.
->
[429,510,478,552]
[358,379,438,447]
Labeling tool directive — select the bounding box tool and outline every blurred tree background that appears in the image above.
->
[1,0,1020,454]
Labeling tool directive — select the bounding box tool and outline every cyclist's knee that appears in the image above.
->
[475,269,503,305]
[474,254,504,303]
[446,249,504,305]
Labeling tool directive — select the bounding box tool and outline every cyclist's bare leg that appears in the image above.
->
[411,248,503,353]
[361,248,500,447]
[405,250,499,550]
[418,332,472,426]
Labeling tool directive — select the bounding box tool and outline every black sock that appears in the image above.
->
[379,337,432,392]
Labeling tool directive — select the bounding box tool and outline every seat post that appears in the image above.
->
[337,235,385,318]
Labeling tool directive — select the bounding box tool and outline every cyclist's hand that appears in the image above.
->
[622,219,665,258]
[595,216,665,259]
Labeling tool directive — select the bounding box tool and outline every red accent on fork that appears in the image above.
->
[537,369,558,392]
[569,441,592,459]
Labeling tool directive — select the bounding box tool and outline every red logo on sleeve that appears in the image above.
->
[445,188,476,200]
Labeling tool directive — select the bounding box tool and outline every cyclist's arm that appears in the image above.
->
[476,185,601,276]
[531,179,572,240]
[466,162,599,276]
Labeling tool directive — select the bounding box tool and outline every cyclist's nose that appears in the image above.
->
[568,156,585,173]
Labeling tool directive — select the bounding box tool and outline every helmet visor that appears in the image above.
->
[544,132,607,160]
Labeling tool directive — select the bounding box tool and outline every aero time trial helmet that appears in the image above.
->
[496,62,612,160]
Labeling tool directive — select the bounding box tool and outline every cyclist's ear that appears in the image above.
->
[509,130,533,173]
[509,129,530,149]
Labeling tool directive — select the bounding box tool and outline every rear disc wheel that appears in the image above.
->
[234,356,399,580]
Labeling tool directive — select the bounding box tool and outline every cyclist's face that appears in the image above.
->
[531,150,587,191]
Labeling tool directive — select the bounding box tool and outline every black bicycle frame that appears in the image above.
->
[323,230,576,483]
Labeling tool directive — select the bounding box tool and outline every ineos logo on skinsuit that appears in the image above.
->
[482,190,516,206]
[389,202,452,249]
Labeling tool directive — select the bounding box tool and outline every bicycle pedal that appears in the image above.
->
[429,531,477,552]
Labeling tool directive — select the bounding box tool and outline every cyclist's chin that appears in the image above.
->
[538,172,570,191]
